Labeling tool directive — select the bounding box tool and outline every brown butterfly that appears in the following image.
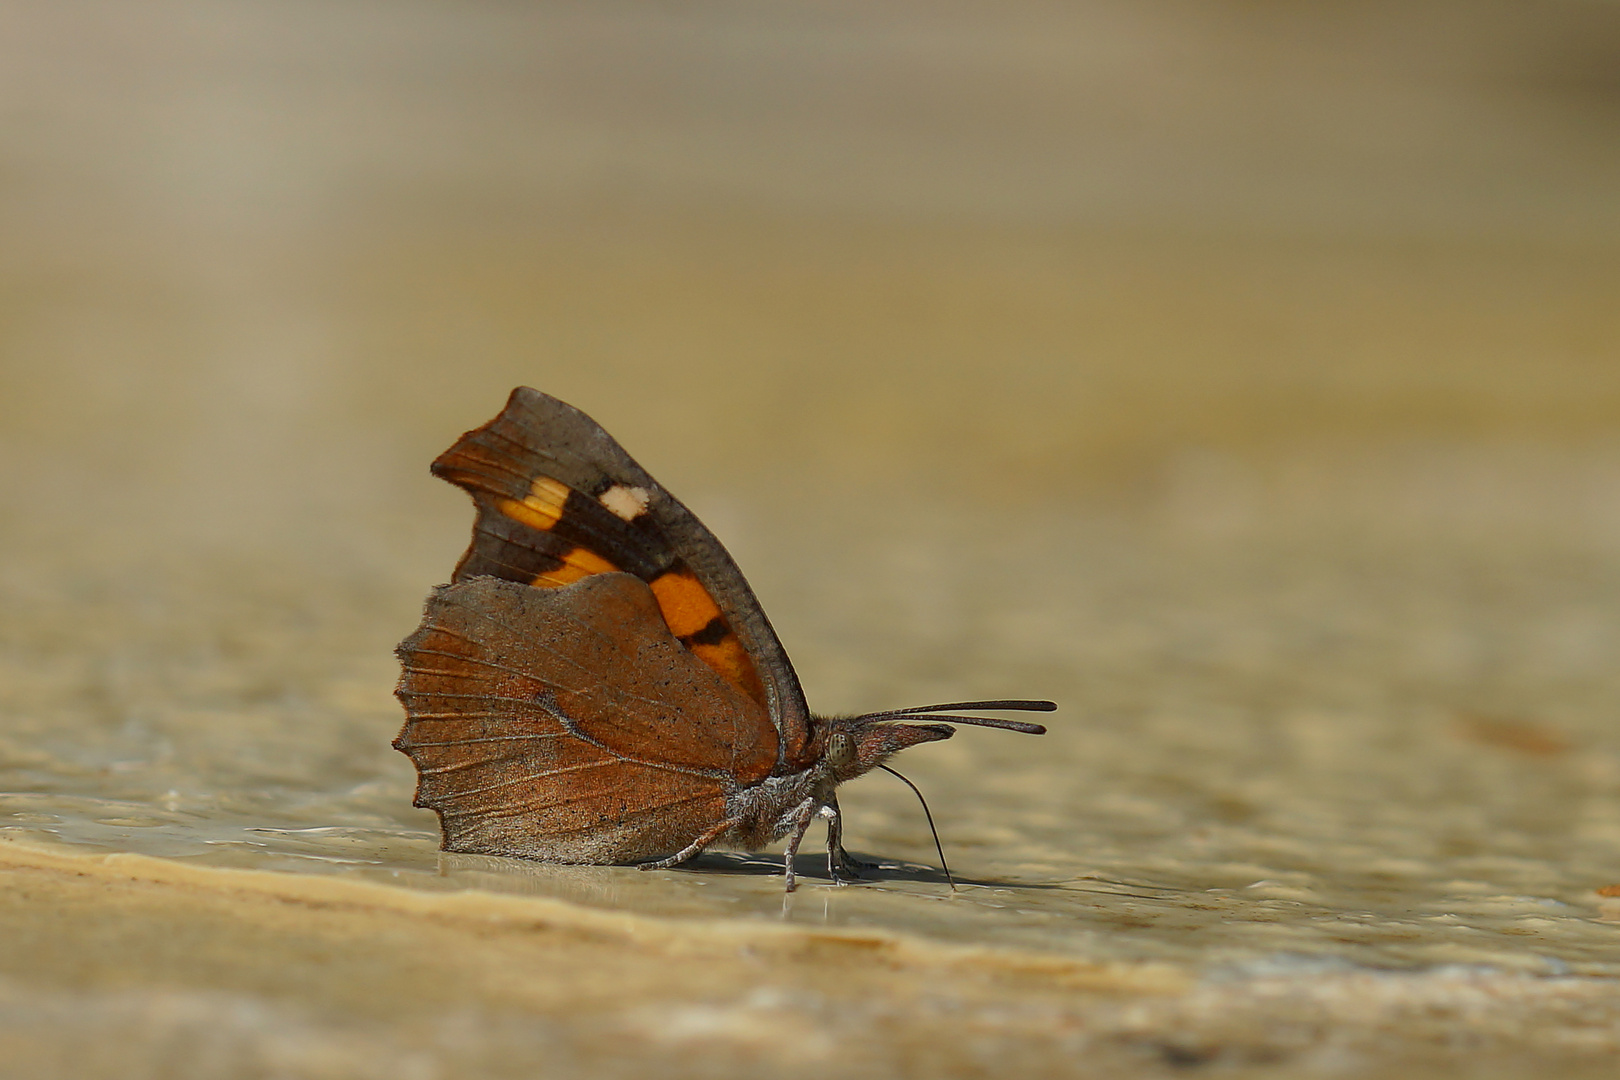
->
[394,388,1051,890]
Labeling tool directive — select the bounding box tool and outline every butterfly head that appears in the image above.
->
[818,718,955,782]
[811,699,1054,783]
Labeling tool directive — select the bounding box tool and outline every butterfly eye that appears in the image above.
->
[826,732,855,769]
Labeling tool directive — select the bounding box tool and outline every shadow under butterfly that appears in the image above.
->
[394,388,1052,891]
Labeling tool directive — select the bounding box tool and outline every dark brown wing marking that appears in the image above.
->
[394,573,778,863]
[426,388,810,761]
[434,448,669,584]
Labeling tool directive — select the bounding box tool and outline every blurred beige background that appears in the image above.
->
[4,0,1619,520]
[4,3,1620,1078]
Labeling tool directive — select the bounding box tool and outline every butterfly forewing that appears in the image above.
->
[394,574,779,862]
[429,387,810,760]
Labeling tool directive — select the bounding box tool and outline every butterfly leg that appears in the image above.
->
[636,816,745,872]
[820,796,872,884]
[780,799,822,892]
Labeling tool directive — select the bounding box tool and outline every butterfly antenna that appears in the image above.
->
[886,699,1056,715]
[878,764,956,891]
[857,699,1054,735]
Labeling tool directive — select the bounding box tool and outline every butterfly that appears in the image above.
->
[394,388,1052,890]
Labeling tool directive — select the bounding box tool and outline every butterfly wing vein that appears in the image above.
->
[395,573,778,864]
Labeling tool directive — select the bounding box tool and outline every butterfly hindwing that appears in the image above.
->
[428,387,811,762]
[394,574,779,863]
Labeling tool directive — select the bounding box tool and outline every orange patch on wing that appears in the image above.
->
[494,476,571,532]
[650,570,766,707]
[649,570,724,639]
[533,546,618,587]
[691,636,768,709]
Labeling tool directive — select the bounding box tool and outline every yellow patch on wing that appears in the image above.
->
[494,475,571,532]
[533,546,619,587]
[649,570,724,638]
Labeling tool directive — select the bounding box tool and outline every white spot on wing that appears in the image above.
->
[599,484,651,521]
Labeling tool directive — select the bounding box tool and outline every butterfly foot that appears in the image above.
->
[819,799,872,884]
[828,844,873,884]
[635,816,744,874]
[636,854,686,872]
